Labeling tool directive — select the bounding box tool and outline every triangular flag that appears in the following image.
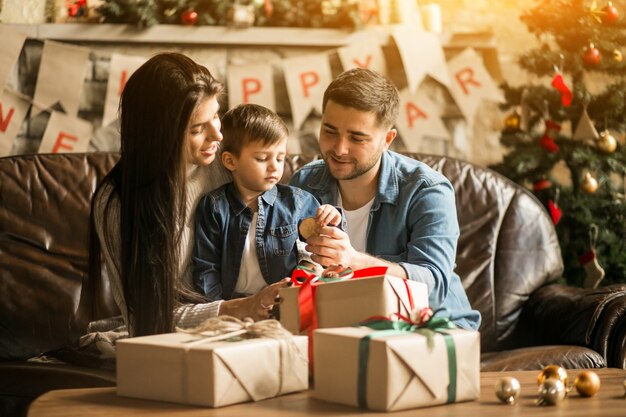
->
[396,87,450,152]
[38,111,93,154]
[0,25,27,89]
[227,63,275,110]
[32,40,90,118]
[336,41,387,75]
[392,29,450,91]
[102,53,146,127]
[573,107,599,141]
[282,53,332,130]
[447,48,503,123]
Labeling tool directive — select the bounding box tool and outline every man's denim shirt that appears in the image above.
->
[193,182,319,301]
[290,151,481,330]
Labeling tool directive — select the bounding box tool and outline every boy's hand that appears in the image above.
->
[316,204,341,227]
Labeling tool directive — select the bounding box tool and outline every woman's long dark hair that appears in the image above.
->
[88,53,223,336]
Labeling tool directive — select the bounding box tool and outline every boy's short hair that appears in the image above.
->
[221,104,288,156]
[322,68,399,129]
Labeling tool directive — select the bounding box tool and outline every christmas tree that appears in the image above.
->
[491,0,626,288]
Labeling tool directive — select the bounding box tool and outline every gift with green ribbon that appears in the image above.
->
[313,310,480,411]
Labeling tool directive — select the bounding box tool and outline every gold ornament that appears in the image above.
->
[574,371,601,397]
[613,49,623,62]
[597,130,617,153]
[537,365,569,387]
[537,378,567,406]
[228,3,255,28]
[581,172,599,193]
[504,110,521,131]
[495,376,521,405]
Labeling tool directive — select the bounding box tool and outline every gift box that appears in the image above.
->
[116,319,308,407]
[313,323,480,411]
[279,268,428,335]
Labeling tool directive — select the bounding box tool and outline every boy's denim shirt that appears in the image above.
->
[289,150,481,330]
[193,182,320,301]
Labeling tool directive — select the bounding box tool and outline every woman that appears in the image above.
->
[88,53,287,337]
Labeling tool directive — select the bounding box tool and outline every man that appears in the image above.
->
[290,68,480,330]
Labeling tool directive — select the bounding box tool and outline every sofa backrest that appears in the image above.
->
[0,152,119,360]
[0,151,562,360]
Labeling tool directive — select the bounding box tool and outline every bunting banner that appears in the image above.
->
[392,28,450,91]
[38,111,93,154]
[0,26,27,90]
[32,40,90,118]
[337,41,387,75]
[102,53,147,127]
[227,63,275,110]
[396,87,450,152]
[0,89,31,157]
[282,53,332,130]
[447,48,503,123]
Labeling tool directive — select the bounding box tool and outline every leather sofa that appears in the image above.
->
[2,152,626,416]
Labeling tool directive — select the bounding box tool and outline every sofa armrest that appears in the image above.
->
[517,283,626,367]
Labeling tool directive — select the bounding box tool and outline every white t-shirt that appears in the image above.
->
[234,212,267,296]
[338,193,375,253]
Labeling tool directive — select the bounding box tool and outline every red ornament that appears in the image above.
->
[181,10,198,25]
[551,73,573,107]
[533,179,552,191]
[539,120,561,153]
[548,200,562,225]
[602,2,619,24]
[583,44,601,66]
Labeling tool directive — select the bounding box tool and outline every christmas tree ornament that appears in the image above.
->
[539,120,561,153]
[263,0,273,18]
[548,199,562,225]
[537,365,569,387]
[495,376,521,405]
[588,0,604,22]
[180,9,198,25]
[533,178,552,191]
[574,370,601,397]
[613,49,623,62]
[583,44,601,66]
[551,73,573,107]
[573,107,599,141]
[579,225,605,289]
[601,1,619,24]
[229,3,255,28]
[537,378,567,406]
[596,130,617,153]
[580,172,599,193]
[504,109,521,132]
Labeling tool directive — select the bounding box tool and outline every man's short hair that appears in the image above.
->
[221,104,288,156]
[322,68,399,129]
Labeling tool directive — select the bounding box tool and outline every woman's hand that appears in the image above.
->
[220,278,290,321]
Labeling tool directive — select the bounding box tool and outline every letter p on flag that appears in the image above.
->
[299,71,319,98]
[242,78,262,104]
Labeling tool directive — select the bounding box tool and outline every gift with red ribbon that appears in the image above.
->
[313,310,480,411]
[279,266,428,336]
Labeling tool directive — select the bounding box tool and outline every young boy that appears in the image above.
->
[193,104,341,310]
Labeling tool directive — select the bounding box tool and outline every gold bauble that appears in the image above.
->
[537,365,569,387]
[495,376,521,405]
[537,378,567,406]
[504,110,521,131]
[581,172,599,193]
[597,130,617,153]
[574,371,601,397]
[613,49,623,62]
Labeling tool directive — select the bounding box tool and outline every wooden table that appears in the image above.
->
[28,368,626,417]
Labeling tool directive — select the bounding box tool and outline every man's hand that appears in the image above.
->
[305,225,357,268]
